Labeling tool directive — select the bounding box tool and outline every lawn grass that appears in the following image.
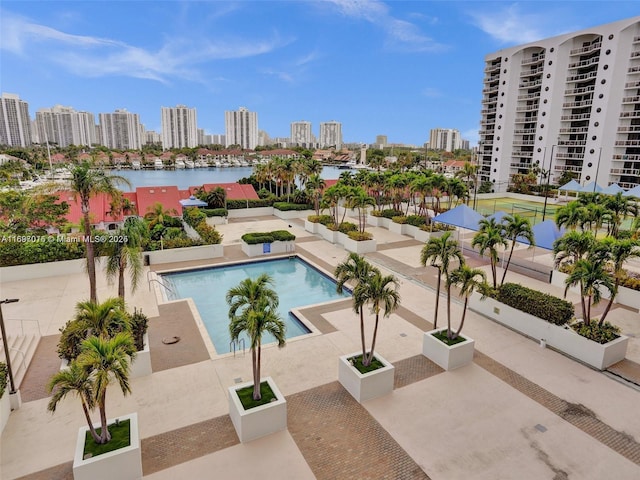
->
[432,330,467,346]
[348,353,385,374]
[83,419,131,458]
[236,381,277,410]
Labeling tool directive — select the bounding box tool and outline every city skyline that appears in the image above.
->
[2,1,639,146]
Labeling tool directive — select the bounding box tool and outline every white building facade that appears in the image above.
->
[0,93,32,147]
[429,128,462,152]
[98,109,142,150]
[225,107,258,149]
[34,105,96,148]
[161,105,198,149]
[478,16,640,191]
[319,121,342,150]
[290,121,313,147]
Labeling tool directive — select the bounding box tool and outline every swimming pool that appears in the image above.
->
[162,257,350,354]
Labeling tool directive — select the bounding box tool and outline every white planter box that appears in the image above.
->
[422,328,475,371]
[338,352,395,403]
[241,240,295,257]
[388,222,408,235]
[228,207,274,218]
[0,258,86,282]
[551,270,640,311]
[318,224,340,244]
[130,332,151,378]
[0,388,10,435]
[468,294,629,370]
[343,236,377,254]
[73,412,142,480]
[403,224,420,238]
[228,376,287,443]
[205,216,227,226]
[274,209,314,220]
[304,220,319,234]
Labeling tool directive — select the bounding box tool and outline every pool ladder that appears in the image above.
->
[230,338,246,357]
[147,272,174,294]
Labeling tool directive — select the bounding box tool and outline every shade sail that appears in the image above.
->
[623,185,640,198]
[558,180,581,191]
[179,195,208,207]
[579,182,603,193]
[432,204,484,231]
[486,210,508,223]
[601,183,625,195]
[517,219,565,250]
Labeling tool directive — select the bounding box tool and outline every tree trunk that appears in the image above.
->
[366,311,381,367]
[446,283,452,339]
[599,281,618,326]
[118,263,126,300]
[252,348,261,401]
[359,309,366,361]
[433,270,441,329]
[81,401,101,444]
[99,395,111,444]
[452,299,468,340]
[501,242,516,286]
[83,207,97,303]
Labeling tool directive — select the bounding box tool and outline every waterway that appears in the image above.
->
[115,166,350,191]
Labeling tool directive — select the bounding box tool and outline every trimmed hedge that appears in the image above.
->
[406,215,427,227]
[572,320,621,344]
[381,209,403,219]
[0,238,85,267]
[338,222,358,234]
[202,208,228,217]
[307,214,333,225]
[241,230,296,244]
[273,202,312,211]
[496,283,574,326]
[392,216,407,224]
[0,362,7,398]
[182,207,223,244]
[227,198,275,209]
[348,231,373,241]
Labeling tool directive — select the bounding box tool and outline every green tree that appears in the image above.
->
[420,231,463,329]
[472,218,507,288]
[345,186,375,233]
[598,238,640,325]
[144,202,177,229]
[500,214,535,286]
[564,257,614,324]
[226,274,286,401]
[306,174,326,216]
[446,264,488,340]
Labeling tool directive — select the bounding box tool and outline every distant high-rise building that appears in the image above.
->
[144,130,161,145]
[375,135,388,147]
[225,107,258,149]
[34,105,96,148]
[479,16,640,191]
[98,109,142,150]
[210,134,226,146]
[290,121,313,147]
[0,93,32,147]
[161,105,198,149]
[429,128,462,152]
[319,121,342,150]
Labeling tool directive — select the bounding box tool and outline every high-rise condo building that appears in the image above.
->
[161,105,198,149]
[375,135,388,148]
[98,109,142,150]
[225,107,258,149]
[319,121,342,150]
[478,16,640,191]
[290,121,313,147]
[34,105,96,148]
[0,93,32,147]
[429,128,462,152]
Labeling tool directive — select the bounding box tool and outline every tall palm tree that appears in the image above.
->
[420,231,463,329]
[472,218,507,289]
[353,270,400,366]
[144,202,177,228]
[455,161,478,205]
[447,264,487,340]
[500,214,535,285]
[564,257,614,324]
[555,201,589,231]
[76,333,136,444]
[553,230,596,269]
[598,238,640,325]
[306,174,326,216]
[47,362,99,443]
[103,217,148,301]
[67,161,131,302]
[335,253,379,358]
[345,187,375,233]
[73,297,131,342]
[603,192,637,238]
[226,275,286,401]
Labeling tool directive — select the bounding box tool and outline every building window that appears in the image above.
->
[608,34,614,40]
[603,65,608,70]
[592,136,597,140]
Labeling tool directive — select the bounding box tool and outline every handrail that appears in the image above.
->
[230,338,246,357]
[4,318,42,337]
[148,278,174,294]
[8,347,26,381]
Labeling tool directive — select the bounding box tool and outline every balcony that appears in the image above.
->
[555,164,584,173]
[629,66,640,74]
[569,42,601,56]
[521,54,545,66]
[617,125,640,133]
[613,154,640,161]
[610,168,640,176]
[564,86,595,95]
[481,97,497,104]
[559,127,589,134]
[512,140,535,146]
[557,140,587,146]
[620,111,640,118]
[622,96,640,104]
[510,162,534,169]
[514,115,538,123]
[631,51,640,59]
[520,66,544,77]
[560,113,592,121]
[566,71,598,82]
[482,85,499,94]
[615,139,640,146]
[567,57,600,69]
[556,152,585,160]
[625,81,640,89]
[516,104,539,112]
[519,79,542,88]
[517,92,541,101]
[481,107,497,115]
[514,128,536,134]
[562,100,593,108]
[484,63,501,73]
[512,150,534,157]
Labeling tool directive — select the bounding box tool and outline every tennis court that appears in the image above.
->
[474,197,559,225]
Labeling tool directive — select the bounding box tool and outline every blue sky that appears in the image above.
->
[2,1,639,147]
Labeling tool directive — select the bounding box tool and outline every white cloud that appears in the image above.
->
[468,4,547,44]
[0,9,289,83]
[323,0,446,52]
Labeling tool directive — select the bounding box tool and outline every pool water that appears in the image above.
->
[163,257,349,353]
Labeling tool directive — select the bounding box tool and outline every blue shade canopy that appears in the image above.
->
[601,183,625,195]
[579,181,603,193]
[623,185,640,198]
[432,204,484,231]
[486,210,508,223]
[517,220,565,250]
[179,195,208,207]
[558,180,582,191]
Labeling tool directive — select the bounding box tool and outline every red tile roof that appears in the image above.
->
[190,183,259,200]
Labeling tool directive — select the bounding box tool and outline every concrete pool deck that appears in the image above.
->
[2,216,640,479]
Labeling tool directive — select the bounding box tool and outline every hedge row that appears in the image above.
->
[0,238,85,266]
[273,202,313,211]
[496,282,574,326]
[241,230,296,244]
[227,198,275,209]
[182,208,222,244]
[202,208,228,217]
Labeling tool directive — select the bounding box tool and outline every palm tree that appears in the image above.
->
[66,161,131,302]
[345,187,375,233]
[555,201,589,231]
[306,174,326,216]
[144,202,177,228]
[76,333,136,444]
[603,192,637,238]
[73,297,131,341]
[335,253,379,358]
[564,257,614,325]
[500,214,535,285]
[226,274,286,401]
[455,161,478,205]
[553,230,596,269]
[447,264,487,340]
[420,231,463,329]
[353,270,400,366]
[472,218,507,289]
[47,362,99,443]
[598,238,640,325]
[103,217,148,301]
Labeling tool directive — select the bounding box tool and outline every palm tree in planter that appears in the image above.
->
[500,214,534,286]
[226,274,286,402]
[472,217,507,289]
[420,231,464,329]
[598,238,640,324]
[444,264,488,341]
[564,255,614,326]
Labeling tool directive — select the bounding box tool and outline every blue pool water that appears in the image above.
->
[163,257,349,353]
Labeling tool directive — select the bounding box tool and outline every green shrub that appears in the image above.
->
[338,222,358,234]
[497,283,574,326]
[0,362,7,398]
[381,209,403,219]
[421,222,455,232]
[347,231,373,241]
[392,216,407,224]
[406,215,427,227]
[194,222,222,244]
[242,233,274,244]
[317,215,333,226]
[182,207,206,228]
[270,230,296,241]
[307,215,322,223]
[0,238,85,266]
[147,237,203,251]
[572,320,621,344]
[57,319,88,360]
[202,208,228,217]
[227,198,275,209]
[371,210,383,217]
[273,202,312,211]
[129,308,149,351]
